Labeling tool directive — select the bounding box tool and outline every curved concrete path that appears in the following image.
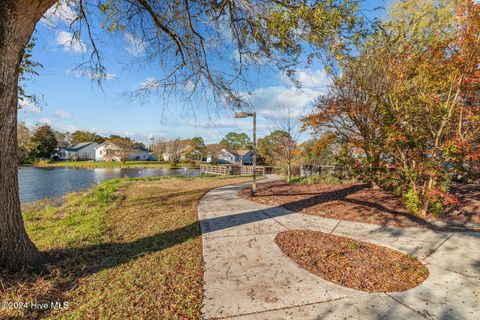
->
[198,176,480,320]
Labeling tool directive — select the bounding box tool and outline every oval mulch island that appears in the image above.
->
[275,230,429,292]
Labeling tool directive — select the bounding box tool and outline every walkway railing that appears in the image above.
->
[200,165,270,176]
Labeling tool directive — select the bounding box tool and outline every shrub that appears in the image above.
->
[428,200,444,217]
[288,175,350,185]
[403,188,421,215]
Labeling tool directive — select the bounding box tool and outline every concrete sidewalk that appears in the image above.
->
[198,177,480,320]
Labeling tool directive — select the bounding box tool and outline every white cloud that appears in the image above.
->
[37,118,52,125]
[296,69,329,89]
[67,68,117,81]
[42,1,78,27]
[18,98,41,114]
[245,86,318,120]
[139,77,160,90]
[56,31,87,54]
[281,69,329,90]
[125,32,146,57]
[54,109,71,119]
[62,124,79,132]
[236,68,329,121]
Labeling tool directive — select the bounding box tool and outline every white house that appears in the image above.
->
[218,149,253,164]
[56,142,99,160]
[95,142,149,161]
[162,145,202,162]
[95,142,118,161]
[206,153,214,163]
[205,144,222,163]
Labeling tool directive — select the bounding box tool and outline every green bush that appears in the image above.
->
[403,188,421,215]
[288,175,348,185]
[428,200,444,217]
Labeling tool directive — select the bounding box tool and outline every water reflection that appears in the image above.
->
[19,166,200,202]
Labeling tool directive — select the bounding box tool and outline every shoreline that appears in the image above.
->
[28,161,201,170]
[6,176,252,319]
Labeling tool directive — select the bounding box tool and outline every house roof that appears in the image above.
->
[236,149,252,156]
[95,141,117,150]
[71,142,95,150]
[223,149,252,156]
[95,141,148,152]
[61,142,96,151]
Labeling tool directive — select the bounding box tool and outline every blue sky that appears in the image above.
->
[19,0,386,145]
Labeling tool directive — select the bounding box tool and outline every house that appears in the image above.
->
[95,142,117,161]
[206,153,214,163]
[148,153,158,161]
[128,148,149,161]
[162,144,192,162]
[218,149,253,164]
[162,146,186,162]
[95,142,149,161]
[185,149,202,161]
[206,144,223,163]
[55,142,99,160]
[162,151,174,162]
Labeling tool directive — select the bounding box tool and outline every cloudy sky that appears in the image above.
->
[19,0,385,145]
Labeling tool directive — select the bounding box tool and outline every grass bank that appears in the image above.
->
[34,160,200,169]
[0,175,251,319]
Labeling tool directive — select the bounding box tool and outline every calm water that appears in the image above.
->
[19,166,200,202]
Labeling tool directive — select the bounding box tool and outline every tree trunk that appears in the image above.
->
[367,150,380,189]
[418,177,434,216]
[287,161,291,183]
[0,0,56,270]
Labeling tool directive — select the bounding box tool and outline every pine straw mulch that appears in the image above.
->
[240,181,480,229]
[275,230,429,292]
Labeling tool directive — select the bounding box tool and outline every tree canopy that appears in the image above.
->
[30,124,58,158]
[219,132,251,150]
[70,130,105,145]
[303,0,480,215]
[0,0,365,270]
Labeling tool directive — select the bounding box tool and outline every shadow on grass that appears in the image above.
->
[1,221,203,320]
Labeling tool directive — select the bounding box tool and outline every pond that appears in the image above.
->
[19,166,200,203]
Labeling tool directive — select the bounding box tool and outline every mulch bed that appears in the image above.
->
[240,181,480,229]
[275,230,429,292]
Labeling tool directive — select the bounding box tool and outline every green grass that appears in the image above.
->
[34,160,200,169]
[1,175,252,320]
[346,242,359,250]
[22,178,123,250]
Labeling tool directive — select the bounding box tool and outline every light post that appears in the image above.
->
[234,111,257,194]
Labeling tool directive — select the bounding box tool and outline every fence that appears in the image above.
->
[300,165,348,178]
[200,165,232,175]
[200,165,271,176]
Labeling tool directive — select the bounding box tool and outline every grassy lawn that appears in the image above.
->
[0,175,251,319]
[34,160,200,169]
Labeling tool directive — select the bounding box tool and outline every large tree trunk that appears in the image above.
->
[0,0,56,271]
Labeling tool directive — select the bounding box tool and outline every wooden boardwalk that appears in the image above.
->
[200,165,271,176]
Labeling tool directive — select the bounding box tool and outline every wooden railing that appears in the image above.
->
[200,165,232,175]
[200,165,270,176]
